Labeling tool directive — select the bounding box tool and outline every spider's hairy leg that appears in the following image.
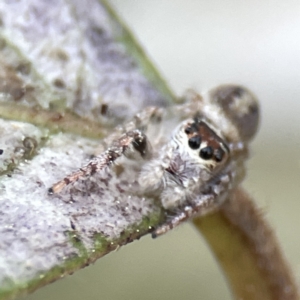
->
[96,106,164,154]
[48,129,150,194]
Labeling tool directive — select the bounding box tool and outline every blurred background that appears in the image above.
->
[24,1,300,299]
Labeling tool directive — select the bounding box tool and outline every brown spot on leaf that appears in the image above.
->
[51,112,64,122]
[100,103,108,115]
[16,62,31,75]
[23,137,38,157]
[53,78,66,89]
[0,38,6,50]
[50,48,69,62]
[23,137,38,150]
[0,64,26,101]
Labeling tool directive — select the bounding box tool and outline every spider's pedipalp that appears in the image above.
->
[152,168,234,238]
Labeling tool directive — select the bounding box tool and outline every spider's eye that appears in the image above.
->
[185,127,193,134]
[214,148,225,162]
[188,136,201,149]
[199,146,214,160]
[184,123,197,135]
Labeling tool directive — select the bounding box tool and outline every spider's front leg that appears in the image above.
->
[48,105,165,195]
[48,129,151,194]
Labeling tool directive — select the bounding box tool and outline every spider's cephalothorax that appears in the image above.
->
[49,84,259,238]
[149,85,259,236]
[138,117,231,211]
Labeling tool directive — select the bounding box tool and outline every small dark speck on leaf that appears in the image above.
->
[100,104,108,115]
[53,78,66,89]
[23,84,35,93]
[36,180,43,187]
[0,149,3,155]
[51,112,64,122]
[72,235,81,244]
[70,220,76,230]
[23,137,38,154]
[16,62,31,75]
[0,38,6,50]
[54,49,69,61]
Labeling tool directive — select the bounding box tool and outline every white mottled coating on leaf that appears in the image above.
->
[0,119,47,172]
[0,132,158,288]
[0,0,173,293]
[45,134,158,240]
[0,0,168,121]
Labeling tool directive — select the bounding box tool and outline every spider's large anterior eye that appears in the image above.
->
[199,146,213,160]
[188,136,201,149]
[214,148,225,162]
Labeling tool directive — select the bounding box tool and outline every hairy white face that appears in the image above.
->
[154,117,231,210]
[173,118,230,173]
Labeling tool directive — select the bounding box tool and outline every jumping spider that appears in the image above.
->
[49,84,259,238]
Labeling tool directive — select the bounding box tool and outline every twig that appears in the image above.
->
[193,187,299,300]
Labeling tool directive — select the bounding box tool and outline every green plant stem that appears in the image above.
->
[193,187,299,300]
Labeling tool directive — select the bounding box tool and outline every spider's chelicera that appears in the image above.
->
[49,85,259,238]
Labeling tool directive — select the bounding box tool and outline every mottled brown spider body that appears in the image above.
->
[49,84,259,238]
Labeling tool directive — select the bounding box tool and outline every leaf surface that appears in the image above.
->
[0,1,175,299]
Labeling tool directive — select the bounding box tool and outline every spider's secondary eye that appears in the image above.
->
[185,127,193,134]
[214,148,225,162]
[188,136,201,149]
[185,123,197,135]
[200,146,214,160]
